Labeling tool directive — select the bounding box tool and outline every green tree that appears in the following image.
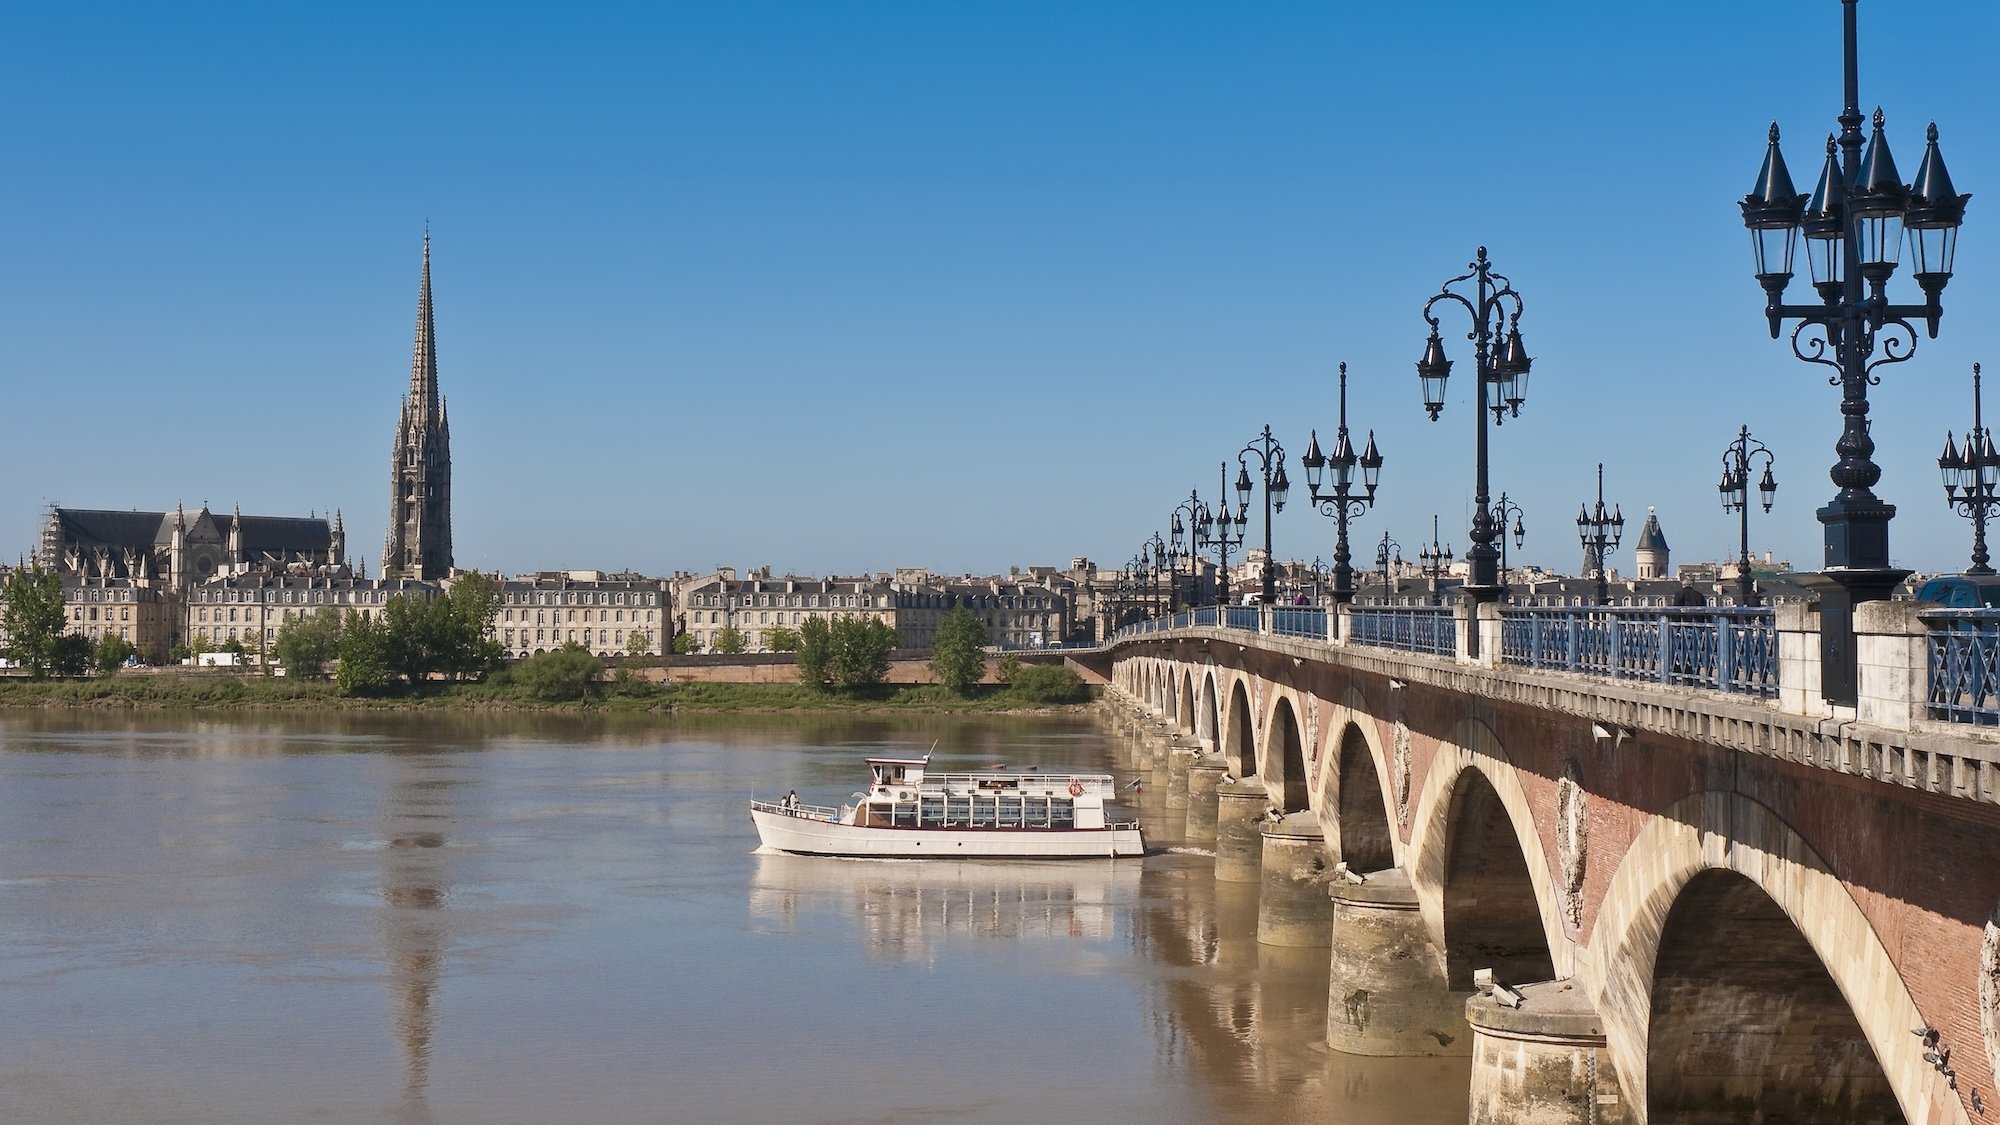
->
[713,626,746,655]
[671,631,698,655]
[1,565,68,679]
[795,617,832,689]
[335,611,395,695]
[378,594,435,683]
[764,625,800,652]
[272,608,344,679]
[626,629,653,657]
[512,642,604,701]
[929,607,987,694]
[93,633,136,674]
[1004,663,1089,703]
[998,653,1022,683]
[829,617,897,690]
[432,572,503,679]
[51,633,93,678]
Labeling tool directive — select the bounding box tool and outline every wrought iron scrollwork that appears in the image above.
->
[1790,320,1841,381]
[1863,317,1918,380]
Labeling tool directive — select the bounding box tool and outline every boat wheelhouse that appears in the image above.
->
[750,756,1144,859]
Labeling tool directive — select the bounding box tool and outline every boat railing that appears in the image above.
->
[750,798,843,820]
[920,772,1118,795]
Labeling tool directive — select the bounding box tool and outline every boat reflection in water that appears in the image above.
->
[748,852,1140,960]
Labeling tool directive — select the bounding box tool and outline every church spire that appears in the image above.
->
[384,230,455,582]
[409,230,439,418]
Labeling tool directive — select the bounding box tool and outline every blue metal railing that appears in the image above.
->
[1498,607,1777,697]
[1924,610,2000,725]
[1346,607,1458,657]
[1270,606,1328,640]
[1112,604,1783,700]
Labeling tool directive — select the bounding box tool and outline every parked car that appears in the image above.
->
[1913,574,2000,608]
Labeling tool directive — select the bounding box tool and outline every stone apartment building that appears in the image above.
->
[671,566,1071,653]
[183,573,435,653]
[494,572,669,660]
[62,577,179,661]
[673,567,895,654]
[891,572,1072,650]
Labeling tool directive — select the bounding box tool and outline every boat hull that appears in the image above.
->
[751,806,1144,859]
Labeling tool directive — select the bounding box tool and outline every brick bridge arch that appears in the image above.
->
[1102,626,2000,1123]
[1407,716,1574,983]
[1196,668,1220,750]
[1591,790,1967,1125]
[1319,684,1401,872]
[1222,675,1256,779]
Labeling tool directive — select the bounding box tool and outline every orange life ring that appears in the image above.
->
[1068,780,1085,798]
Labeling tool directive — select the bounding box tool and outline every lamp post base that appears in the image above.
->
[1794,568,1910,706]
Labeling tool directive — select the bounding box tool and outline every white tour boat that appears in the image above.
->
[750,756,1144,859]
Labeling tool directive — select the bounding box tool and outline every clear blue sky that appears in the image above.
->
[5,2,1999,579]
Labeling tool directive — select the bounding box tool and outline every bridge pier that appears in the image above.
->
[1325,869,1470,1057]
[1184,755,1225,843]
[1257,812,1332,946]
[1464,981,1626,1125]
[1213,778,1268,882]
[1164,741,1196,809]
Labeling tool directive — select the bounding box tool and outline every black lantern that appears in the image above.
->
[1237,425,1289,605]
[1302,362,1386,604]
[1941,364,2000,575]
[1416,246,1529,611]
[1720,426,1778,606]
[1735,0,1972,705]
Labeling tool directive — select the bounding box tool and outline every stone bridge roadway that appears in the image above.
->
[1070,615,2000,1125]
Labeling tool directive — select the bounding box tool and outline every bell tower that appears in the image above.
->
[383,232,454,581]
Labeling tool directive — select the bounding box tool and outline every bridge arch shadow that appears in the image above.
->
[1265,696,1307,812]
[1197,670,1219,750]
[1224,678,1256,779]
[1177,670,1194,733]
[1321,720,1395,875]
[1410,718,1573,985]
[1592,791,1964,1125]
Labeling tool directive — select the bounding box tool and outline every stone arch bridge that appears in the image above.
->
[1069,600,2000,1125]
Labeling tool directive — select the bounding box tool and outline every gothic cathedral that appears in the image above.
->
[383,234,454,580]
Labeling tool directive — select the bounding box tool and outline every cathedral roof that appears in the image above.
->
[51,509,175,549]
[233,516,334,553]
[49,508,331,554]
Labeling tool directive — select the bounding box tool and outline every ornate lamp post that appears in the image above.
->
[1720,426,1780,603]
[1140,532,1168,617]
[1236,426,1290,605]
[1576,463,1625,606]
[1492,492,1527,582]
[1301,362,1384,604]
[1375,532,1403,604]
[1418,515,1453,606]
[1940,363,2000,576]
[1418,248,1532,605]
[1194,461,1248,606]
[1168,491,1204,611]
[1738,0,1970,701]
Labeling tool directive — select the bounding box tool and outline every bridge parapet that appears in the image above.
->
[1109,599,2000,804]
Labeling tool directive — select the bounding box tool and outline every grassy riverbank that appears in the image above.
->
[0,673,1098,714]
